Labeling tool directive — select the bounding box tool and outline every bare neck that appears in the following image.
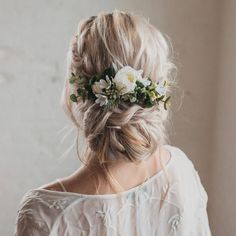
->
[61,145,170,195]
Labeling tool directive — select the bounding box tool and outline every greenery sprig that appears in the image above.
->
[69,63,171,111]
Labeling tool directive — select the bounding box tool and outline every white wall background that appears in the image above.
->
[0,0,235,235]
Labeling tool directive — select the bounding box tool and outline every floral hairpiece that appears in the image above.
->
[69,63,171,111]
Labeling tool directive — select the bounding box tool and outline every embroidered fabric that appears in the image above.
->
[14,145,212,236]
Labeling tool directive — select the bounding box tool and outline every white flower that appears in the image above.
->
[92,75,112,94]
[95,94,108,106]
[155,86,166,95]
[139,77,151,87]
[113,66,143,95]
[155,80,167,96]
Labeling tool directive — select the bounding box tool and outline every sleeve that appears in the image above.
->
[192,169,212,236]
[174,147,212,235]
[14,191,50,236]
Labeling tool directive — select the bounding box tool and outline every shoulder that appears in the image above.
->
[167,144,194,165]
[167,144,201,177]
[14,190,50,236]
[37,178,65,192]
[15,186,79,236]
[167,144,208,205]
[16,189,46,213]
[15,179,77,235]
[166,144,195,184]
[164,145,211,234]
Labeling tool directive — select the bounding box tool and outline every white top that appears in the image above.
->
[14,145,212,236]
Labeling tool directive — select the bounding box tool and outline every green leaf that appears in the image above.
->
[90,76,96,84]
[69,76,76,84]
[164,96,171,103]
[136,80,144,88]
[77,88,84,96]
[70,94,77,102]
[144,98,154,108]
[147,82,157,90]
[157,95,165,101]
[102,66,116,79]
[164,96,171,110]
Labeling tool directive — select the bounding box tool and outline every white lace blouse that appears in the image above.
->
[14,145,212,236]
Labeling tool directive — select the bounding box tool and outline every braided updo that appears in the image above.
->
[60,10,176,189]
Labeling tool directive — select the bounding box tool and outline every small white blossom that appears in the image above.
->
[139,77,151,87]
[155,86,166,95]
[155,80,167,95]
[92,76,112,94]
[113,66,143,95]
[95,94,108,106]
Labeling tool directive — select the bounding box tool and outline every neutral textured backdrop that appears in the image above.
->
[0,0,235,235]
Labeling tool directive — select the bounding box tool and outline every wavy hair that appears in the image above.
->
[60,9,177,195]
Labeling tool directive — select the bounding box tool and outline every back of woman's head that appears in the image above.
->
[61,9,176,167]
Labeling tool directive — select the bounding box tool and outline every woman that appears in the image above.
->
[14,9,211,235]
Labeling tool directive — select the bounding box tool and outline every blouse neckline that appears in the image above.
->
[30,144,175,199]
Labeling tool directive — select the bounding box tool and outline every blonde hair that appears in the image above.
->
[60,9,177,196]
